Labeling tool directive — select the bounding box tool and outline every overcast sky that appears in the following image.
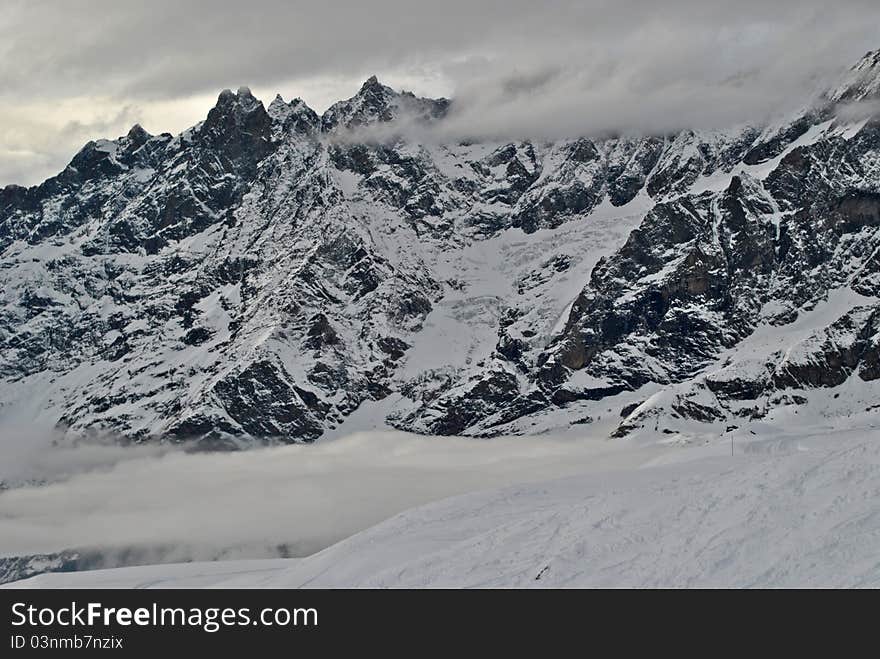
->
[2,0,879,186]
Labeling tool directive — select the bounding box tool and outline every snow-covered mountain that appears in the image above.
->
[2,51,880,446]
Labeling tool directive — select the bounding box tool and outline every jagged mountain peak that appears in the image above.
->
[211,86,265,116]
[852,49,880,73]
[266,93,319,130]
[125,123,151,149]
[827,48,880,103]
[360,74,384,91]
[320,76,399,131]
[202,87,269,133]
[267,93,287,114]
[321,76,449,132]
[126,122,149,138]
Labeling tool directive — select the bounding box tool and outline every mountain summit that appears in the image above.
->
[321,76,450,131]
[828,49,880,103]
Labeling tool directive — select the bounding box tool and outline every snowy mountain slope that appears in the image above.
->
[7,420,879,588]
[2,52,880,444]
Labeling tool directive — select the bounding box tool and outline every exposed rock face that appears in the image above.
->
[772,306,880,388]
[2,50,880,446]
[538,174,777,395]
[0,551,83,586]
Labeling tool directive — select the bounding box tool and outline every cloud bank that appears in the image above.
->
[0,430,661,567]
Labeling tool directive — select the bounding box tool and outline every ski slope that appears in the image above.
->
[7,421,879,588]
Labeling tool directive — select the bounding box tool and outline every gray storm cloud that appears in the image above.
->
[2,1,879,182]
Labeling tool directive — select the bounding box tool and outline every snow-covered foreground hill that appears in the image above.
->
[7,420,879,588]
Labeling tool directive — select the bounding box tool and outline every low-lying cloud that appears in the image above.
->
[0,429,661,568]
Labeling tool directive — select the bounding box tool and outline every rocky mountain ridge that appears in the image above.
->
[1,51,879,447]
